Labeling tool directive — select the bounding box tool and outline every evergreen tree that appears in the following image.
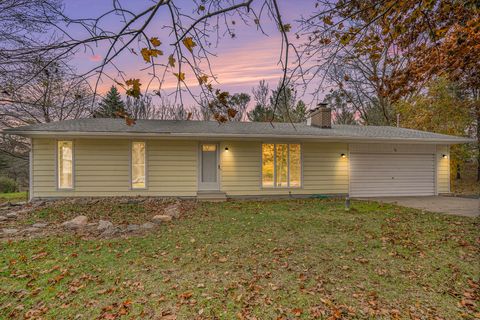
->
[247,104,274,122]
[94,86,127,118]
[247,81,308,123]
[269,83,308,123]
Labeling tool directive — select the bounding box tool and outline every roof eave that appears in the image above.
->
[3,130,474,144]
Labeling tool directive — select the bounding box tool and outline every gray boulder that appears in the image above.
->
[164,203,181,218]
[0,202,11,209]
[97,220,113,231]
[62,215,88,229]
[152,215,172,224]
[6,212,18,219]
[100,226,119,237]
[2,228,18,236]
[32,222,48,228]
[141,222,156,230]
[126,224,140,232]
[23,227,40,233]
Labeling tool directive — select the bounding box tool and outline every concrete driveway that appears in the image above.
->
[357,196,479,217]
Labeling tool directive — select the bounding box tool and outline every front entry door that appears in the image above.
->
[199,143,219,190]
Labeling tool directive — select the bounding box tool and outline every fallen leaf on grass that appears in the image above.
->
[31,251,48,260]
[291,308,303,316]
[178,291,193,300]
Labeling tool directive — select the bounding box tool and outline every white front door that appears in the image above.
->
[199,143,219,190]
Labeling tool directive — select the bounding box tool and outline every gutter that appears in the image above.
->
[3,130,475,144]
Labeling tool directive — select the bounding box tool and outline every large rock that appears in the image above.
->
[0,216,7,222]
[6,212,18,219]
[164,203,181,219]
[23,227,40,234]
[62,215,88,229]
[97,220,113,231]
[152,215,172,224]
[141,222,156,230]
[10,201,25,207]
[126,224,140,232]
[32,222,48,228]
[0,202,11,209]
[100,226,119,237]
[2,228,18,236]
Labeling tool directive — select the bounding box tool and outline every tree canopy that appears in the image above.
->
[94,87,128,119]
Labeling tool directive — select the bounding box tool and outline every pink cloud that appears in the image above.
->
[89,54,103,62]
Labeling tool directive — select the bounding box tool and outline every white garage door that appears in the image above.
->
[350,153,435,197]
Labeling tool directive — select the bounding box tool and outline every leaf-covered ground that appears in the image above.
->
[0,199,479,319]
[452,163,480,197]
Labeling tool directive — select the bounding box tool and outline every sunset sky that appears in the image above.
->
[61,0,321,107]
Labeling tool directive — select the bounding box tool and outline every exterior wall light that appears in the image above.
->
[225,147,229,151]
[341,153,346,158]
[442,154,447,159]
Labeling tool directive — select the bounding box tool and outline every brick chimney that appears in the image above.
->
[307,103,331,128]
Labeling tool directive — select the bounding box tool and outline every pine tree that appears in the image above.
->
[247,104,274,122]
[269,83,308,123]
[94,86,127,118]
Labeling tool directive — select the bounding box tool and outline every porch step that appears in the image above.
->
[196,191,227,202]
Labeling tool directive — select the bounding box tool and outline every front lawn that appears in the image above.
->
[0,192,27,204]
[0,199,478,319]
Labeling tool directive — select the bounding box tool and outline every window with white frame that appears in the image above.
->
[57,141,73,189]
[262,143,301,188]
[131,141,146,189]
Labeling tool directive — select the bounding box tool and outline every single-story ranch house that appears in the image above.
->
[4,107,473,201]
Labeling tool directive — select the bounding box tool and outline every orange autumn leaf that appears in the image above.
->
[197,75,208,85]
[125,78,141,98]
[174,72,185,81]
[140,48,163,63]
[150,37,161,47]
[291,308,303,316]
[182,37,196,52]
[168,54,176,67]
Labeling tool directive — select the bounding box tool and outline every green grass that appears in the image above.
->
[0,199,478,319]
[0,191,27,203]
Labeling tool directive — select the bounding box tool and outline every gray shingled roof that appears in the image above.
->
[3,118,473,144]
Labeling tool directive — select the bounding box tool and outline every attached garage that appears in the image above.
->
[349,144,439,197]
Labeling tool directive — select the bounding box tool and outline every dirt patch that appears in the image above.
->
[0,197,197,240]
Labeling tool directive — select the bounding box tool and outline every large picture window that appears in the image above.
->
[131,141,146,189]
[57,141,73,189]
[262,143,301,188]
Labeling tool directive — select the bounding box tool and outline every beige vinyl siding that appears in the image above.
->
[31,138,449,198]
[220,141,348,196]
[31,138,197,198]
[436,145,450,194]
